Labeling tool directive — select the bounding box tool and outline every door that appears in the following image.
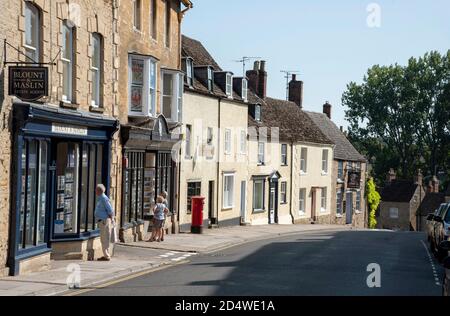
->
[240,181,247,223]
[346,192,353,225]
[208,181,216,224]
[269,181,279,224]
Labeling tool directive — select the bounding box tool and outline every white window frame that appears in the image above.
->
[258,142,265,165]
[62,21,74,103]
[128,55,158,117]
[321,187,327,212]
[299,188,306,215]
[223,173,235,209]
[300,148,308,174]
[161,70,183,122]
[255,105,261,121]
[24,2,41,63]
[207,127,213,145]
[240,130,247,154]
[133,0,142,30]
[207,67,214,92]
[389,207,399,219]
[224,129,232,155]
[242,79,248,102]
[91,33,102,107]
[253,179,265,212]
[336,190,343,215]
[226,73,233,97]
[322,149,329,174]
[186,58,193,87]
[281,144,288,166]
[280,182,287,204]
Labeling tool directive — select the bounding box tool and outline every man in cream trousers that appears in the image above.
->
[94,184,115,261]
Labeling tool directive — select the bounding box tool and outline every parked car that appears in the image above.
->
[439,241,450,296]
[432,203,450,260]
[428,204,446,247]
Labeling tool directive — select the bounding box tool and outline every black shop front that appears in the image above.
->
[8,103,118,275]
[119,115,180,242]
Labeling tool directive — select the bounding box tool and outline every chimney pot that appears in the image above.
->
[260,60,266,71]
[292,74,297,81]
[253,61,260,71]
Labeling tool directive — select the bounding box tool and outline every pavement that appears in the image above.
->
[80,230,445,296]
[0,224,349,296]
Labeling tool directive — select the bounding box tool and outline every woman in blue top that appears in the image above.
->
[147,196,169,242]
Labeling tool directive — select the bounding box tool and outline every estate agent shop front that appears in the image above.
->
[9,102,118,275]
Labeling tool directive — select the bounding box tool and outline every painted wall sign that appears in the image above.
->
[8,66,49,101]
[52,123,88,136]
[348,171,362,189]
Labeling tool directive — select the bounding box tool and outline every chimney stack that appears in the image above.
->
[246,60,267,99]
[288,74,304,108]
[323,102,332,119]
[387,168,396,183]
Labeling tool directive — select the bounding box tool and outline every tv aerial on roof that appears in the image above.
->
[280,70,302,101]
[233,56,262,77]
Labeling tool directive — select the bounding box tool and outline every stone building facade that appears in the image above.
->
[306,108,367,228]
[0,0,120,275]
[117,0,192,241]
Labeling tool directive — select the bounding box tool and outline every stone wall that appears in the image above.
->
[0,0,119,275]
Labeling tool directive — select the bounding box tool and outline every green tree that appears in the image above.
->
[366,178,381,229]
[343,51,450,183]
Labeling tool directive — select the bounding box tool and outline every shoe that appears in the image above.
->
[98,257,111,262]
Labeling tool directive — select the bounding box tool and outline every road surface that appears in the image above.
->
[78,229,443,296]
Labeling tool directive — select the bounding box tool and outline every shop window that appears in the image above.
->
[187,182,201,214]
[129,55,157,117]
[122,152,172,225]
[253,180,265,212]
[62,21,76,103]
[24,2,41,63]
[54,142,104,236]
[19,140,48,249]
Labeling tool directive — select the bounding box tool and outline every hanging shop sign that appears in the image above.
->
[347,171,362,189]
[8,66,49,101]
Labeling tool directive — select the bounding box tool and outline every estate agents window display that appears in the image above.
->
[10,104,118,276]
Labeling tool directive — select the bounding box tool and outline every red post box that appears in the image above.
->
[191,196,205,234]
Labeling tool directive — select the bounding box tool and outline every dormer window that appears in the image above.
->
[207,67,214,92]
[182,57,194,87]
[226,73,233,97]
[255,104,261,122]
[242,78,248,102]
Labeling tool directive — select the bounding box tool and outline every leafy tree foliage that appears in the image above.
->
[343,51,450,185]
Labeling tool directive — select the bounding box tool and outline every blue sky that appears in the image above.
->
[182,0,450,129]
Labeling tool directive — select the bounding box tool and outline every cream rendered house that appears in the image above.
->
[245,63,334,226]
[178,36,249,231]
